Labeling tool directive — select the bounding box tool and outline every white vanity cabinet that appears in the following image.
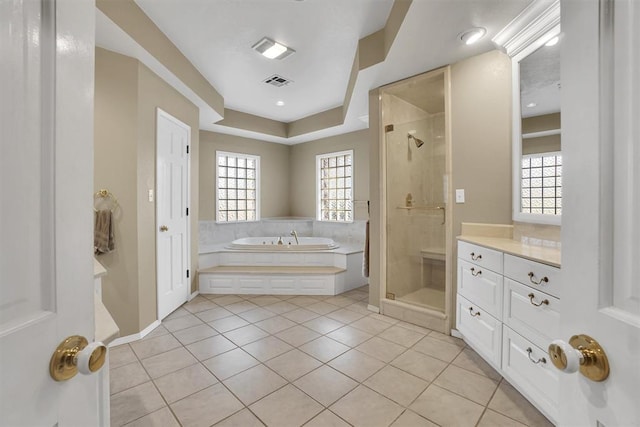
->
[456,239,561,423]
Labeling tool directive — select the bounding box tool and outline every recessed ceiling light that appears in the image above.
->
[276,100,285,106]
[252,37,295,60]
[545,36,559,47]
[458,27,487,45]
[526,102,537,108]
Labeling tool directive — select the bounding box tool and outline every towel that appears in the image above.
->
[94,209,115,255]
[362,220,370,278]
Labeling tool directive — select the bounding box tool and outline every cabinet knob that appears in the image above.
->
[548,334,609,381]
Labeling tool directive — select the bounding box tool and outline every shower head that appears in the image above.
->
[408,134,424,148]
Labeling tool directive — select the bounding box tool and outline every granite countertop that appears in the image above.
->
[458,235,561,268]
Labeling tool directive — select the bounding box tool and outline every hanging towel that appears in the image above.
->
[362,220,370,278]
[94,209,115,255]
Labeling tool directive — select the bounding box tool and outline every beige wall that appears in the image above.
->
[290,129,370,220]
[450,50,513,297]
[522,112,561,154]
[199,132,291,220]
[95,49,140,336]
[95,48,199,336]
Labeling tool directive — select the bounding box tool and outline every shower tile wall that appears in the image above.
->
[383,94,446,304]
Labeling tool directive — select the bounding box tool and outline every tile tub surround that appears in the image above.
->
[199,219,367,246]
[109,287,552,426]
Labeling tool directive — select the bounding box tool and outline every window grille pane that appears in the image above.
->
[216,152,259,222]
[520,153,562,217]
[317,151,353,222]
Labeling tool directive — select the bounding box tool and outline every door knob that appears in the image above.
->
[160,225,169,232]
[547,334,609,382]
[50,335,107,381]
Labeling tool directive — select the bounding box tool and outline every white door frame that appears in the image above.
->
[155,108,191,320]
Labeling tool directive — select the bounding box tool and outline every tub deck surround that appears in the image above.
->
[198,242,366,296]
[226,237,339,251]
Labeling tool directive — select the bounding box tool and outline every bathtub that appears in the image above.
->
[226,236,339,251]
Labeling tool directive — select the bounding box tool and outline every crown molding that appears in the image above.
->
[492,0,560,57]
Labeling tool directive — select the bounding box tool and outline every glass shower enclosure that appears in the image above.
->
[380,68,451,331]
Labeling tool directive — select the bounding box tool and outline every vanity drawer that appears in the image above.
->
[503,254,561,298]
[458,241,503,274]
[503,279,560,350]
[458,259,503,319]
[502,326,559,421]
[456,294,502,368]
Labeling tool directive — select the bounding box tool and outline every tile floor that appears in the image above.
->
[109,287,553,427]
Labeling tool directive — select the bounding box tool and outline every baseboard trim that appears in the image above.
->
[189,290,199,301]
[367,304,380,313]
[450,328,463,339]
[108,320,161,347]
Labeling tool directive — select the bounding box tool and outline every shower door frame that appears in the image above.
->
[377,66,454,333]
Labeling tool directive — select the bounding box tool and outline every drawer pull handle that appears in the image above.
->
[468,307,481,317]
[527,347,547,364]
[470,267,482,277]
[470,252,482,261]
[528,272,549,285]
[528,293,549,307]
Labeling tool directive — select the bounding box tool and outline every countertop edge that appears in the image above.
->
[457,235,561,268]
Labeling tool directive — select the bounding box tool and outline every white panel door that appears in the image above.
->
[0,0,98,425]
[156,109,190,320]
[558,0,640,425]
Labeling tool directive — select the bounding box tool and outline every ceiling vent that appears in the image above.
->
[263,74,293,87]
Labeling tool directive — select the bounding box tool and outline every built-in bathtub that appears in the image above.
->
[199,239,365,296]
[226,236,339,251]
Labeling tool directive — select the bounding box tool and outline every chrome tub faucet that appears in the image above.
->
[290,230,299,244]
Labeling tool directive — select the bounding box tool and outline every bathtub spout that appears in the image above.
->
[290,230,299,245]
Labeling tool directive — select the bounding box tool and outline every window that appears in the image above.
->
[216,151,259,222]
[317,150,353,222]
[521,152,562,215]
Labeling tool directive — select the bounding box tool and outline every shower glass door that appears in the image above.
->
[385,111,447,313]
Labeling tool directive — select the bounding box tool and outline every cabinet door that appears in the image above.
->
[458,259,504,319]
[502,327,559,422]
[456,294,502,368]
[503,279,560,349]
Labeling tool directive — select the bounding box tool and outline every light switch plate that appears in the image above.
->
[455,189,465,203]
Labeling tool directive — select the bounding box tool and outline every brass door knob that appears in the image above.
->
[548,334,609,382]
[50,335,107,381]
[160,225,169,232]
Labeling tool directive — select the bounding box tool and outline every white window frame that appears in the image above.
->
[216,151,260,223]
[316,149,354,223]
